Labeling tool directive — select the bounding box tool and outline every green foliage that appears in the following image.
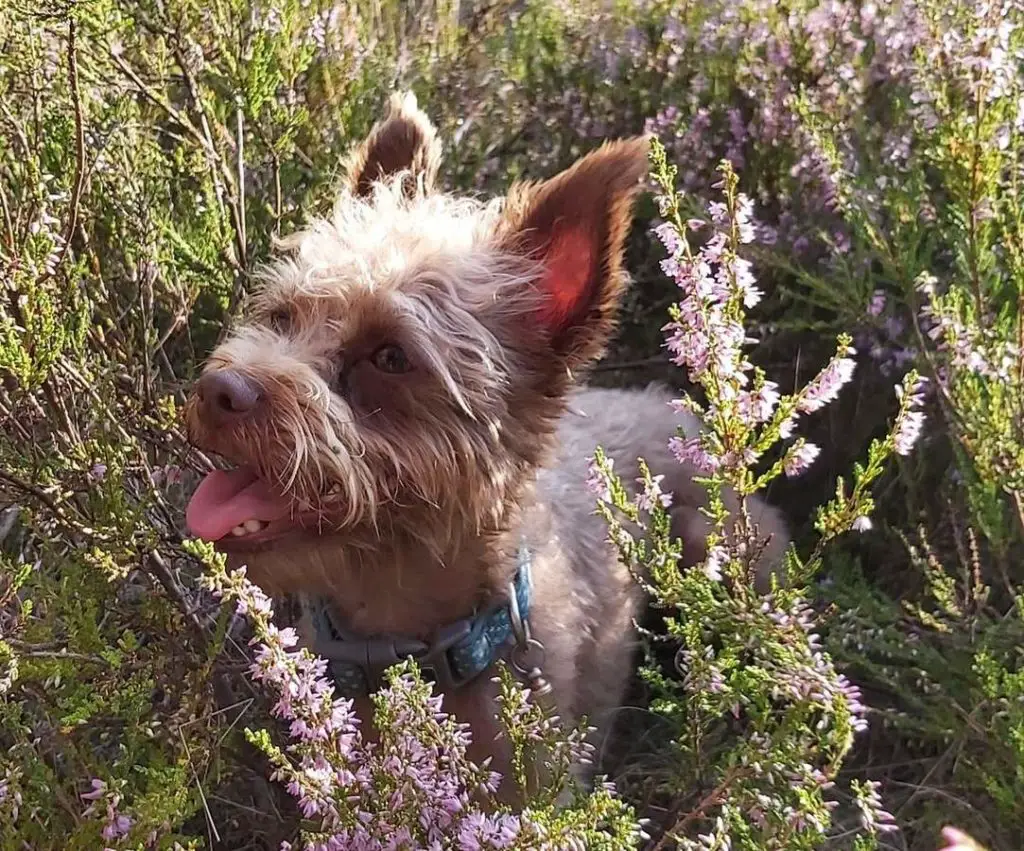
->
[0,0,1021,848]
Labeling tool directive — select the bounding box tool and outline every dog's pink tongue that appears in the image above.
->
[186,468,293,541]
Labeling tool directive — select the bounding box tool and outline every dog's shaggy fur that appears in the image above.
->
[185,92,789,793]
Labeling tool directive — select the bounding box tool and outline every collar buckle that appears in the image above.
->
[309,544,535,697]
[414,618,475,692]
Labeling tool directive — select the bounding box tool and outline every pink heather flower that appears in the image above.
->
[732,257,763,307]
[778,412,799,439]
[893,410,925,455]
[637,474,673,512]
[653,221,682,256]
[0,773,19,822]
[798,352,857,413]
[896,375,929,407]
[208,562,583,846]
[702,231,728,263]
[740,381,780,423]
[708,200,729,226]
[81,779,107,803]
[585,455,613,502]
[102,814,133,841]
[855,780,897,835]
[852,515,873,532]
[868,290,887,316]
[757,222,778,245]
[939,826,984,851]
[735,195,756,244]
[669,435,721,473]
[703,546,727,581]
[783,441,821,477]
[88,463,107,483]
[236,585,273,618]
[456,812,520,849]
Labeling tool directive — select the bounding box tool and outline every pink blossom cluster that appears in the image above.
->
[920,275,1021,382]
[857,290,919,379]
[201,565,532,850]
[893,375,929,456]
[0,768,21,823]
[759,596,870,734]
[852,779,898,836]
[938,826,986,851]
[80,778,133,849]
[640,0,928,252]
[654,190,855,484]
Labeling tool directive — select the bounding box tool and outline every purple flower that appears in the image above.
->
[585,455,613,502]
[798,352,857,413]
[867,291,887,316]
[81,779,107,802]
[198,555,600,847]
[893,410,925,455]
[637,474,674,512]
[102,814,133,841]
[669,435,721,473]
[852,515,873,532]
[783,441,821,477]
[653,221,682,256]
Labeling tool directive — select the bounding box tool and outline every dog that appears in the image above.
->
[184,92,788,799]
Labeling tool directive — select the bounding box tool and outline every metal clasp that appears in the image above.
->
[507,579,553,701]
[413,618,474,692]
[314,633,429,692]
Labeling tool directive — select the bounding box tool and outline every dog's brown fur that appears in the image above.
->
[185,92,789,795]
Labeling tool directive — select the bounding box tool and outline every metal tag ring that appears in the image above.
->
[508,579,529,647]
[510,637,546,678]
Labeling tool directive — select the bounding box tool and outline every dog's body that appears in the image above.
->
[184,93,788,796]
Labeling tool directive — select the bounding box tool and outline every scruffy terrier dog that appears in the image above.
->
[185,93,788,795]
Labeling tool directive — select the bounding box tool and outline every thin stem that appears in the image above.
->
[50,14,86,277]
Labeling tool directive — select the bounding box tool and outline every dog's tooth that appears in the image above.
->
[231,525,247,537]
[243,519,264,533]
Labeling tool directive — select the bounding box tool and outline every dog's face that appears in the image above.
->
[184,93,647,563]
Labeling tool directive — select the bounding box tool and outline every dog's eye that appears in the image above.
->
[370,344,412,374]
[268,308,292,333]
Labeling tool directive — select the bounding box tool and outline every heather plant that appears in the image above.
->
[189,539,642,850]
[587,149,926,849]
[0,2,650,846]
[771,3,1024,847]
[1,0,1024,849]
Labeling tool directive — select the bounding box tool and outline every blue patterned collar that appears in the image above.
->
[306,546,533,697]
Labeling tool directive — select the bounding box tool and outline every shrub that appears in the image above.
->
[0,1,1022,849]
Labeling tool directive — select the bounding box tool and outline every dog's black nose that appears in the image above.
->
[196,369,262,425]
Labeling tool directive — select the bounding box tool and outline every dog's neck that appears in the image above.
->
[243,480,545,640]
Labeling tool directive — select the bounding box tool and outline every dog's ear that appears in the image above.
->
[344,91,442,199]
[497,138,649,368]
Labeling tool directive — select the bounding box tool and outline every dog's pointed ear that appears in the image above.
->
[497,137,649,367]
[344,91,442,198]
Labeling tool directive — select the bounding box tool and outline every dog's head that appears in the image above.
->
[184,93,647,560]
